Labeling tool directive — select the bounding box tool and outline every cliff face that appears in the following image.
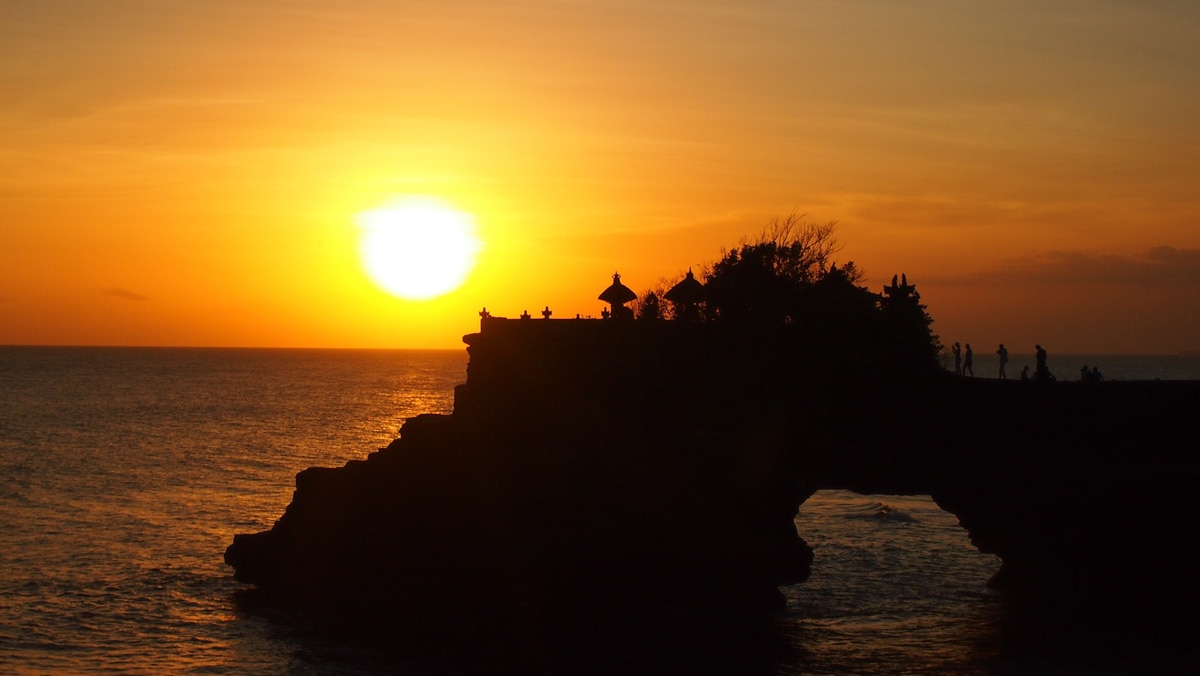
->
[225,318,1200,648]
[225,320,831,649]
[921,378,1200,610]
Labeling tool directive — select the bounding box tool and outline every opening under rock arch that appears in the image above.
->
[778,490,1003,673]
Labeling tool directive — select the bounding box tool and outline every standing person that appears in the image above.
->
[1035,344,1053,381]
[963,343,974,377]
[952,342,962,376]
[996,344,1009,379]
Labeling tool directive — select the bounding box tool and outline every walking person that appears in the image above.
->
[952,342,962,376]
[963,343,974,377]
[996,344,1009,379]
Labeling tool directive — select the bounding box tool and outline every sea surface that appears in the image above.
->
[2,347,1198,674]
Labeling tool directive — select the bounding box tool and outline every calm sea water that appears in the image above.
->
[1,347,1197,674]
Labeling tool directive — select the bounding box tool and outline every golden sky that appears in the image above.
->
[3,1,1199,353]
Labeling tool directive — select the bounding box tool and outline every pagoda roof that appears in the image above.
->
[664,270,705,304]
[598,272,638,304]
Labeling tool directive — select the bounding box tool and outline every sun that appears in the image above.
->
[357,197,482,300]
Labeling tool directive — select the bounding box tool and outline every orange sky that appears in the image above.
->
[3,1,1199,353]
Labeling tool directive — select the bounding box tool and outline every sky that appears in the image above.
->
[3,0,1199,353]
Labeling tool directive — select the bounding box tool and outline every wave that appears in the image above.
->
[855,501,917,523]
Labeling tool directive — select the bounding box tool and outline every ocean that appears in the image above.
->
[2,346,1198,674]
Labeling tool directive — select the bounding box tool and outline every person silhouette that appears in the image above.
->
[963,343,974,377]
[1020,365,1030,382]
[952,342,962,376]
[996,344,1009,379]
[1034,344,1053,382]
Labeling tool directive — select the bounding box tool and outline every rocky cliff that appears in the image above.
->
[226,317,1200,655]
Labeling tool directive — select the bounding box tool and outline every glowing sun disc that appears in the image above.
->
[357,197,482,300]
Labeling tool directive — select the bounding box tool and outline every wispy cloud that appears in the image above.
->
[927,246,1200,288]
[101,287,150,302]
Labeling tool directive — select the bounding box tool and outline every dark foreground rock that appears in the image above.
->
[226,318,1200,661]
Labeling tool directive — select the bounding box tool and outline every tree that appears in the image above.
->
[695,215,941,371]
[636,291,662,321]
[633,279,679,320]
[879,273,942,367]
[701,214,858,324]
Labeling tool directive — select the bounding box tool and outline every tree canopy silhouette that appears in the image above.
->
[701,215,859,324]
[642,213,942,370]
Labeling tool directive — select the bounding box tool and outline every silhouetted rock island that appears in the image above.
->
[226,226,1200,661]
